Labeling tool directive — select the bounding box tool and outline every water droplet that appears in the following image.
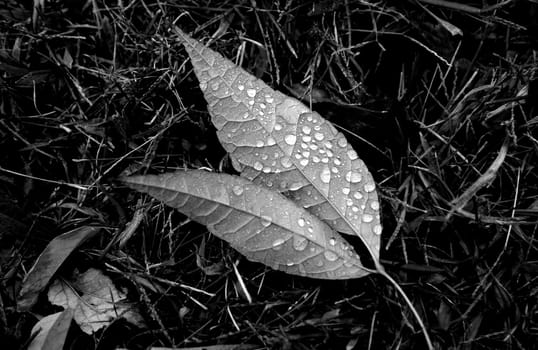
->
[265,95,274,103]
[346,198,354,206]
[298,218,305,227]
[345,171,362,183]
[316,260,324,267]
[370,201,379,210]
[353,192,363,200]
[347,150,358,160]
[260,103,266,109]
[337,137,348,148]
[300,159,309,167]
[211,82,220,90]
[331,167,338,173]
[286,261,294,266]
[232,185,244,196]
[293,236,308,251]
[274,123,282,131]
[302,151,310,158]
[295,153,302,159]
[281,157,293,168]
[364,183,375,192]
[302,135,312,142]
[262,166,271,173]
[248,100,254,106]
[253,162,263,171]
[307,115,313,122]
[326,150,334,157]
[307,226,314,233]
[373,225,382,235]
[256,140,264,147]
[272,238,286,249]
[247,88,257,97]
[334,158,342,166]
[267,137,276,146]
[324,141,333,149]
[312,156,320,163]
[320,166,331,183]
[302,125,311,134]
[290,182,303,191]
[314,132,324,141]
[261,215,272,227]
[321,157,329,163]
[309,144,318,150]
[324,251,338,262]
[362,214,373,223]
[342,188,350,195]
[261,154,268,160]
[238,85,244,91]
[352,206,359,212]
[329,238,336,246]
[285,134,297,145]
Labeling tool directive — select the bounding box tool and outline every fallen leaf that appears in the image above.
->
[176,29,383,266]
[27,310,73,350]
[122,170,371,279]
[17,226,100,311]
[47,268,144,334]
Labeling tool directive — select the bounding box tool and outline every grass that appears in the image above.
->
[1,0,537,349]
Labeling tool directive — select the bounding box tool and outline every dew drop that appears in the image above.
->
[302,135,312,142]
[373,224,382,235]
[295,153,302,159]
[260,103,266,109]
[324,251,338,262]
[262,166,271,173]
[261,154,268,160]
[324,141,333,149]
[298,218,306,227]
[347,150,358,160]
[247,88,257,97]
[272,238,286,249]
[307,226,314,233]
[353,192,363,200]
[302,151,310,158]
[342,188,350,195]
[266,137,276,146]
[274,123,283,131]
[256,140,264,147]
[337,137,348,148]
[248,100,254,106]
[362,214,373,223]
[238,85,244,91]
[346,198,354,206]
[309,144,318,151]
[331,167,338,174]
[285,134,297,145]
[312,156,320,163]
[300,159,309,167]
[351,206,359,212]
[321,157,329,163]
[265,95,274,103]
[316,260,324,267]
[314,132,324,141]
[302,125,312,134]
[326,150,334,157]
[292,236,308,251]
[364,183,375,192]
[345,171,362,183]
[370,201,380,210]
[253,161,263,171]
[232,185,244,196]
[329,238,336,246]
[281,157,293,168]
[320,166,331,184]
[261,215,272,227]
[290,182,303,191]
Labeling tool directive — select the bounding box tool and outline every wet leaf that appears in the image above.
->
[27,310,73,350]
[122,170,371,279]
[17,226,101,311]
[176,29,382,264]
[47,268,145,334]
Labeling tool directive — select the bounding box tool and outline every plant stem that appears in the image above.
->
[378,268,434,350]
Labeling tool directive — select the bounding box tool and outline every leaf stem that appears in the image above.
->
[378,268,434,350]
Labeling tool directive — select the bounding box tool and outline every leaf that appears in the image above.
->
[122,170,371,279]
[17,226,101,311]
[176,29,383,264]
[47,268,145,334]
[27,310,73,350]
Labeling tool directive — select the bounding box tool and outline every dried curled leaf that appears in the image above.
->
[176,29,382,262]
[122,170,371,279]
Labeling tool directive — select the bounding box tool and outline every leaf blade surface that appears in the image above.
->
[123,170,370,279]
[177,29,382,262]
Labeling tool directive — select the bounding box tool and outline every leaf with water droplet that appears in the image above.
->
[176,28,383,267]
[122,170,370,279]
